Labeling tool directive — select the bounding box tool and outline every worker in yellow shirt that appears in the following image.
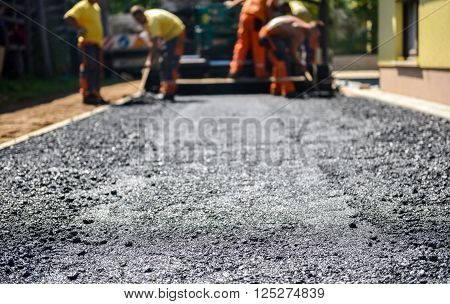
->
[131,6,186,102]
[64,0,106,105]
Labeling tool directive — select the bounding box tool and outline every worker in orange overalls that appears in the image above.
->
[226,0,278,78]
[259,16,322,98]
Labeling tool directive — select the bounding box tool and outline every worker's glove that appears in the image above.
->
[295,64,307,74]
[295,64,314,81]
[77,27,87,36]
[254,19,263,31]
[155,39,165,51]
[144,58,152,68]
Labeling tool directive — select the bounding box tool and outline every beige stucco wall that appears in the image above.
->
[380,67,450,105]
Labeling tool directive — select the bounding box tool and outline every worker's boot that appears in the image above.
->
[83,95,99,105]
[162,94,175,102]
[159,82,177,102]
[93,91,109,105]
[270,83,282,96]
[155,93,175,102]
[284,91,301,99]
[95,98,109,105]
[83,94,108,105]
[282,82,299,99]
[228,69,243,79]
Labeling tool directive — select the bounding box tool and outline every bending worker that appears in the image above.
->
[278,0,318,65]
[259,15,322,98]
[131,5,185,102]
[64,0,106,105]
[226,0,278,78]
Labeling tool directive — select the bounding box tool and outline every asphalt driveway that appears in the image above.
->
[0,94,448,283]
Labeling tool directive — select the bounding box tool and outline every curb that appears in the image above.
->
[0,97,134,151]
[340,86,450,121]
[0,105,110,151]
[0,94,134,151]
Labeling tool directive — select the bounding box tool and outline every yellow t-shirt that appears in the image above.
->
[143,9,185,41]
[65,0,103,47]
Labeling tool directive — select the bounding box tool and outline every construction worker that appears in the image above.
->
[64,0,106,105]
[259,15,322,98]
[278,0,318,65]
[226,0,278,78]
[130,5,186,102]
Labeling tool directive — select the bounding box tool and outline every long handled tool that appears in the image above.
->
[304,70,313,82]
[139,65,152,92]
[115,53,161,106]
[306,65,320,97]
[140,52,161,93]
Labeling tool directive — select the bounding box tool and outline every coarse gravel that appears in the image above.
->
[0,94,448,284]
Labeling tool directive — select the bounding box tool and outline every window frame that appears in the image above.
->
[402,0,419,60]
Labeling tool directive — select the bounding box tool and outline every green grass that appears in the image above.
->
[0,75,121,107]
[0,75,79,105]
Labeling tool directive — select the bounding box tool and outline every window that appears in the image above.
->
[403,0,418,59]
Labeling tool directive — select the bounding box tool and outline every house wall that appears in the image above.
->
[378,0,450,105]
[380,67,450,106]
[418,0,450,69]
[378,0,397,64]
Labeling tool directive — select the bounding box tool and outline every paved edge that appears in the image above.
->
[0,96,133,151]
[333,70,380,80]
[3,86,449,151]
[340,86,450,121]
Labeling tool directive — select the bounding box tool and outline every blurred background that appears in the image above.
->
[0,0,377,79]
[1,1,448,106]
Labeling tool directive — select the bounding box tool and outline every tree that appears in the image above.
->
[330,0,378,54]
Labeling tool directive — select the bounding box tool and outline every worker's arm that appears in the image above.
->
[63,16,86,35]
[145,36,163,68]
[290,35,304,68]
[140,35,162,91]
[266,0,278,20]
[224,0,245,9]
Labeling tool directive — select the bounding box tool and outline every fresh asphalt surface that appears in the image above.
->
[0,94,449,283]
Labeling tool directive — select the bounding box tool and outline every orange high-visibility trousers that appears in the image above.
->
[79,42,103,100]
[268,51,296,96]
[230,13,267,78]
[259,27,295,96]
